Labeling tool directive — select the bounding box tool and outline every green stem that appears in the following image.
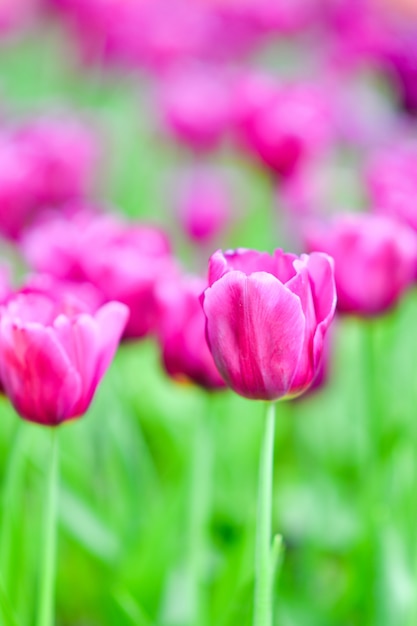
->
[187,396,212,626]
[0,575,19,626]
[37,428,59,626]
[253,402,276,626]
[0,423,26,596]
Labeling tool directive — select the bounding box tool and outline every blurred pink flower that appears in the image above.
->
[15,115,99,206]
[304,213,417,316]
[175,166,233,244]
[201,248,336,400]
[0,116,98,240]
[0,0,39,37]
[21,207,174,339]
[21,273,103,315]
[0,134,38,239]
[233,75,333,178]
[155,271,226,389]
[157,64,233,152]
[367,142,417,233]
[0,292,128,425]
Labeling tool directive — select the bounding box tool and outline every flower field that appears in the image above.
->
[0,2,417,625]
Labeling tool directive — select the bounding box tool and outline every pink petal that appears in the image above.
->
[93,301,129,384]
[0,320,81,425]
[203,271,305,400]
[53,313,101,416]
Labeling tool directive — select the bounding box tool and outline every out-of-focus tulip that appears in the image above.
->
[0,292,128,425]
[233,76,332,178]
[0,0,39,37]
[304,213,417,316]
[21,273,103,315]
[0,134,38,240]
[201,248,336,400]
[366,142,417,233]
[158,64,232,152]
[0,116,98,240]
[155,272,226,389]
[175,166,233,244]
[16,116,99,206]
[21,207,173,340]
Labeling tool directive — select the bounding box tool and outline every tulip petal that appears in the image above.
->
[0,320,81,425]
[53,313,101,416]
[93,301,129,383]
[203,271,305,400]
[285,264,317,394]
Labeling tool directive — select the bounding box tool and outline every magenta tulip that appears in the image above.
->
[175,166,233,244]
[366,142,417,233]
[0,292,128,426]
[201,248,336,400]
[155,272,226,390]
[233,76,332,178]
[157,64,232,152]
[16,115,98,206]
[304,213,417,316]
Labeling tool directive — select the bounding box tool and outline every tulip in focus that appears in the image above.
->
[155,271,226,390]
[201,248,336,400]
[0,292,128,425]
[304,213,417,316]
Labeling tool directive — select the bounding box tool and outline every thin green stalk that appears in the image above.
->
[187,394,213,626]
[37,428,59,626]
[361,319,385,626]
[253,401,276,626]
[0,423,26,595]
[0,575,19,626]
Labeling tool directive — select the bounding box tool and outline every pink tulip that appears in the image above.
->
[201,248,336,400]
[175,166,233,244]
[21,207,173,339]
[155,272,226,389]
[304,213,417,316]
[366,142,417,233]
[0,292,128,425]
[233,76,332,178]
[0,0,39,37]
[0,133,38,239]
[21,273,103,315]
[16,116,99,206]
[157,64,232,152]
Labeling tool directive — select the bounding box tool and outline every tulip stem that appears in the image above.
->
[253,401,277,626]
[0,423,26,597]
[187,396,212,626]
[37,428,59,626]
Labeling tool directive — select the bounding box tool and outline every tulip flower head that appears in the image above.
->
[201,248,336,400]
[21,208,173,340]
[304,213,417,316]
[158,64,232,152]
[0,292,128,425]
[366,142,417,233]
[175,166,233,244]
[233,76,332,179]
